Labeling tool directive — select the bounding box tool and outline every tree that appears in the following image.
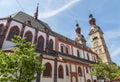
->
[91,60,120,82]
[0,36,45,82]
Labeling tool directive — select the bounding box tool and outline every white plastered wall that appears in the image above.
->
[71,64,76,72]
[73,47,78,57]
[80,50,84,58]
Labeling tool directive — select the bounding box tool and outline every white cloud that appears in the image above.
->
[39,0,81,19]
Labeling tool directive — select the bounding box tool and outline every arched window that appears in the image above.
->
[86,67,89,73]
[66,65,69,76]
[43,62,52,77]
[7,26,20,41]
[66,46,69,54]
[60,45,64,53]
[58,65,64,78]
[77,50,80,57]
[87,54,90,60]
[87,79,91,82]
[78,67,82,76]
[48,39,53,50]
[36,36,44,50]
[24,31,33,42]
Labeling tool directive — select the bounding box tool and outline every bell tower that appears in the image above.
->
[89,13,112,63]
[75,22,86,45]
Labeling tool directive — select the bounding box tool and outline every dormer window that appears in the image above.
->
[26,20,31,25]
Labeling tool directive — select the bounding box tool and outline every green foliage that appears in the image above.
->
[91,60,120,81]
[0,36,45,82]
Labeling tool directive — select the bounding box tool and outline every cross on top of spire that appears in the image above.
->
[76,20,79,27]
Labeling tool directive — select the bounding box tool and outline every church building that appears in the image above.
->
[0,5,112,82]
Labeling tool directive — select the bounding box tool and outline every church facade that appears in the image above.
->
[0,9,111,82]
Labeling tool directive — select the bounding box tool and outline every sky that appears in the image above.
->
[0,0,120,65]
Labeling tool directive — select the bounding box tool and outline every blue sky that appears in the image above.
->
[0,0,120,65]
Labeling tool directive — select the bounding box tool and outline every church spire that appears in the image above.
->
[75,21,86,45]
[89,13,112,63]
[34,3,39,19]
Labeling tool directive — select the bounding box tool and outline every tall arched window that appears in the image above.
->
[86,67,89,73]
[7,26,20,41]
[66,47,68,54]
[24,31,33,42]
[36,36,44,50]
[66,65,69,76]
[48,39,53,50]
[87,54,90,60]
[93,80,97,82]
[77,50,80,57]
[78,67,82,76]
[43,62,52,77]
[66,46,69,54]
[58,65,64,78]
[61,45,64,53]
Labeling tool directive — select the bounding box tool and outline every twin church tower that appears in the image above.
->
[75,13,112,63]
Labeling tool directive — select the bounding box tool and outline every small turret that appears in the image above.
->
[75,22,86,45]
